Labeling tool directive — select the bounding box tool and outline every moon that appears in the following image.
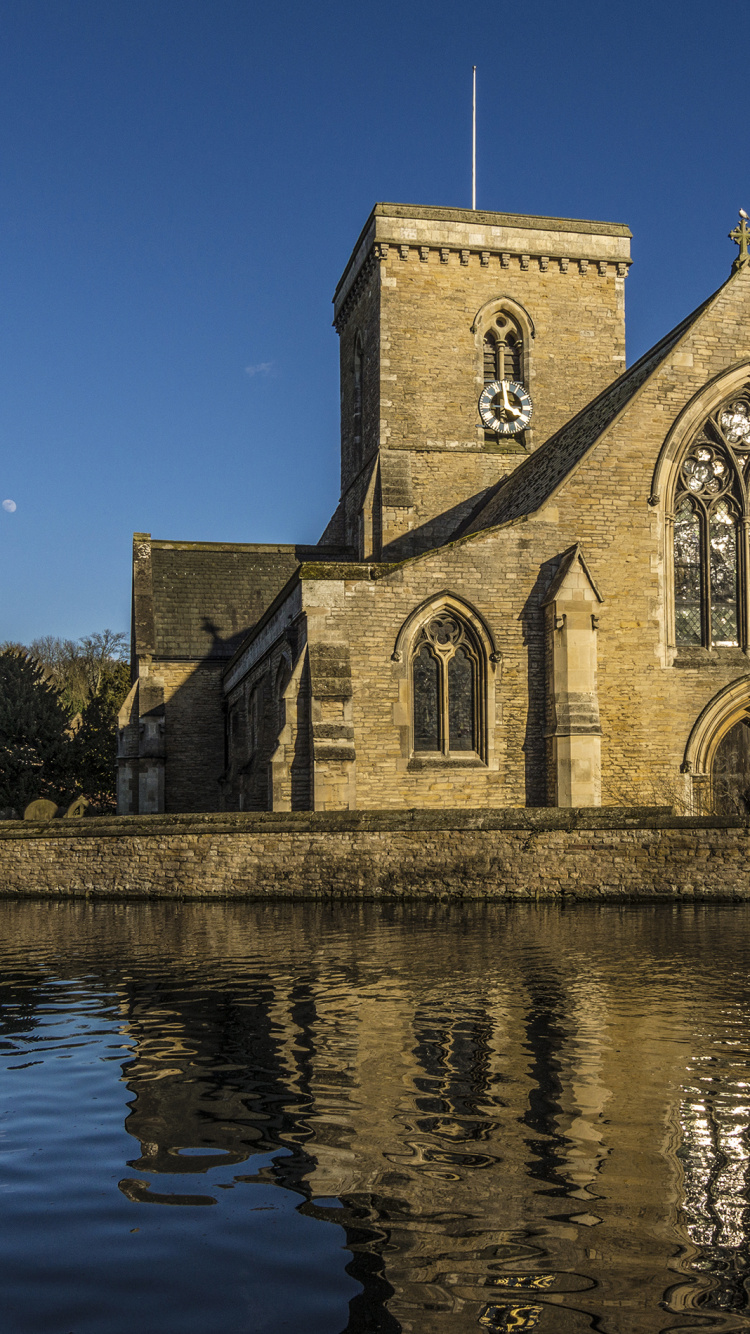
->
[2,499,17,513]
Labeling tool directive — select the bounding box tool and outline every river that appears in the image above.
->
[1,899,749,1333]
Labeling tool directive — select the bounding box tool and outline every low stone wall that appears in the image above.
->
[1,807,749,900]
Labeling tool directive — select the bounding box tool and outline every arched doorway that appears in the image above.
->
[712,716,750,814]
[682,677,750,814]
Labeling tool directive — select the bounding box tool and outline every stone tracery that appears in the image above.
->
[411,613,483,758]
[673,389,750,648]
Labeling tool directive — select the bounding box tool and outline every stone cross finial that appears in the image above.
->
[730,210,750,271]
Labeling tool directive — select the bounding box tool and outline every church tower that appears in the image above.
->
[327,203,631,559]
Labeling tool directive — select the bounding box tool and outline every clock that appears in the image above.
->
[479,380,533,436]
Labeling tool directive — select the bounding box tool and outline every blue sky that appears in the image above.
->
[1,0,749,644]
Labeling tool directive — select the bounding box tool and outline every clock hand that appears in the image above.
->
[501,382,522,418]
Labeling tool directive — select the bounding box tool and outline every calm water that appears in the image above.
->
[1,901,750,1333]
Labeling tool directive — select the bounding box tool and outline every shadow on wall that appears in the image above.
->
[120,615,281,817]
[221,646,311,815]
[379,487,498,562]
[520,557,558,808]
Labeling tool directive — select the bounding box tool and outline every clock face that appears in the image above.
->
[479,380,533,436]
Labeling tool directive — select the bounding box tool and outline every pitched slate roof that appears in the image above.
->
[458,290,718,537]
[142,542,349,660]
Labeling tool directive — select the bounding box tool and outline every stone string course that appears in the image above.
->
[1,809,749,901]
[334,245,630,334]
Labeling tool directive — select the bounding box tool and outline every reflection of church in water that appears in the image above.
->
[119,203,750,817]
[108,906,750,1333]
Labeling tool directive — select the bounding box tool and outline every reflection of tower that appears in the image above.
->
[104,906,699,1329]
[19,899,750,1331]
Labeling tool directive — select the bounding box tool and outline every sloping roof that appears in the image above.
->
[458,289,719,537]
[540,543,604,606]
[145,542,348,660]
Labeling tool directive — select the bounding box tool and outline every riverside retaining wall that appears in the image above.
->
[1,807,749,900]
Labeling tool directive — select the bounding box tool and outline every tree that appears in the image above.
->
[69,659,131,812]
[28,630,128,716]
[0,649,72,816]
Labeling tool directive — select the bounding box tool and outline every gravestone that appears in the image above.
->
[63,796,89,818]
[23,798,58,822]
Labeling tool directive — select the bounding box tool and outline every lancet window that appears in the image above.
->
[353,334,364,446]
[483,312,523,385]
[412,613,482,755]
[673,393,750,648]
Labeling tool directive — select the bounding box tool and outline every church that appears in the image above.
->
[117,201,750,817]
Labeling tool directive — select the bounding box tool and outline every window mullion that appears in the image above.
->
[701,507,712,646]
[740,516,750,652]
[441,654,450,754]
[474,651,481,755]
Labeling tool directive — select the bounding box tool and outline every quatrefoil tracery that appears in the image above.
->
[719,399,750,448]
[682,444,731,498]
[676,391,750,512]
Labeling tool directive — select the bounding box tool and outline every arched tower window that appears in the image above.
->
[353,334,364,450]
[673,393,750,647]
[411,613,482,755]
[482,312,523,386]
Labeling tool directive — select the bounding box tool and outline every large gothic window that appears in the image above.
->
[412,614,481,755]
[673,394,750,648]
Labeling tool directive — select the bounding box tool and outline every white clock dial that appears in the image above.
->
[479,380,533,436]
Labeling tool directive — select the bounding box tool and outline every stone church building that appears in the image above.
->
[118,201,750,816]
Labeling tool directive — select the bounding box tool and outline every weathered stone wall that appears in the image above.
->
[299,270,750,813]
[331,204,631,556]
[161,660,226,813]
[1,809,749,900]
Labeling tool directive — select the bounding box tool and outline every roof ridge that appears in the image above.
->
[457,278,729,538]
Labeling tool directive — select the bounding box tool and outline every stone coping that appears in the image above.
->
[375,202,632,234]
[1,806,745,842]
[335,202,632,304]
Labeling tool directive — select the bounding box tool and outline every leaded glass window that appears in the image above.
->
[673,393,749,648]
[411,614,481,755]
[710,500,738,646]
[674,499,702,645]
[413,645,440,751]
[448,648,474,750]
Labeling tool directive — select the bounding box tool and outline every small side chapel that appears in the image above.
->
[118,202,750,816]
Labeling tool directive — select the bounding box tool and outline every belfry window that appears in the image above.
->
[353,335,364,446]
[673,395,750,648]
[412,614,480,754]
[483,313,523,385]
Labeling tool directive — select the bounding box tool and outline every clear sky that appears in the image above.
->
[1,0,749,644]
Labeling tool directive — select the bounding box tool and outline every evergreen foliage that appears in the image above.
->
[69,660,131,812]
[0,632,130,816]
[0,649,72,815]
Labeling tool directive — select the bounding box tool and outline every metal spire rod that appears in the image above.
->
[472,66,477,211]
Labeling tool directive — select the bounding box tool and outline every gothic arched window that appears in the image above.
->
[483,312,523,386]
[353,334,364,449]
[412,614,481,754]
[673,394,750,648]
